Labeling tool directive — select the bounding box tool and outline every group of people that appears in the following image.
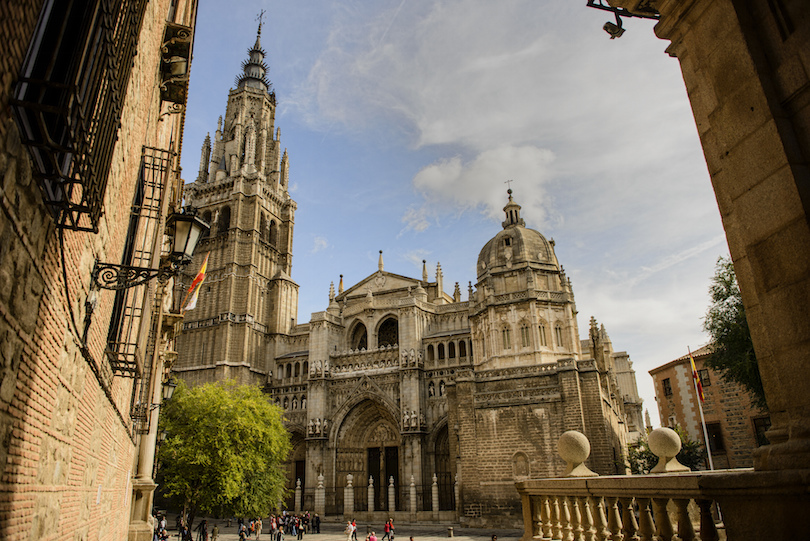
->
[346,518,396,541]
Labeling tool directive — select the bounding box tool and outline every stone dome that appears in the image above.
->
[476,191,558,279]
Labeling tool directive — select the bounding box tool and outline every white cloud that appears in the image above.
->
[311,236,329,254]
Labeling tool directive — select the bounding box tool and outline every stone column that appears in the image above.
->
[431,474,439,518]
[344,474,354,517]
[409,475,417,516]
[454,473,460,514]
[388,476,396,512]
[295,478,302,512]
[315,474,325,516]
[368,476,375,512]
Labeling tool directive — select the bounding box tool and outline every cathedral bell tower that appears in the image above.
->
[176,20,298,386]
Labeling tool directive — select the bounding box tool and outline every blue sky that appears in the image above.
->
[180,0,728,427]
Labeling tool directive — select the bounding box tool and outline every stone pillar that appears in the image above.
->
[368,476,375,512]
[295,478,302,512]
[344,474,354,517]
[409,475,417,515]
[315,474,325,515]
[454,473,460,514]
[388,476,396,512]
[650,0,810,471]
[431,474,439,518]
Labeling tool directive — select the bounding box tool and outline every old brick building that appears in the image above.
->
[0,1,202,540]
[650,345,770,469]
[174,33,643,525]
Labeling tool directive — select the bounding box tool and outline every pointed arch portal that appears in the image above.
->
[335,398,400,512]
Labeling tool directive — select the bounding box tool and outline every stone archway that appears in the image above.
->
[334,398,400,512]
[285,432,307,511]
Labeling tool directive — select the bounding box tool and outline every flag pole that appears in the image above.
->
[689,346,715,471]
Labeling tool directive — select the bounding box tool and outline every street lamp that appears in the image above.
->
[161,377,178,402]
[92,208,209,290]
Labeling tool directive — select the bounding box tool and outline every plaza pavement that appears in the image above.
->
[170,519,523,541]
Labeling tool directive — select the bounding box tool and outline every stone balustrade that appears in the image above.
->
[516,428,810,540]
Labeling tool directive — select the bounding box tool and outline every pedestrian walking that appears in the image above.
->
[351,519,358,541]
[255,518,263,540]
[381,520,391,541]
[277,526,285,541]
[211,524,219,541]
[313,514,320,534]
[389,519,394,541]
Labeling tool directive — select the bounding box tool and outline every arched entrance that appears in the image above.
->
[335,398,400,512]
[285,433,307,511]
[434,425,455,510]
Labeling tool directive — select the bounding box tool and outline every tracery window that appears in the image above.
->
[554,324,564,348]
[448,342,456,359]
[459,341,466,357]
[269,220,277,245]
[350,322,368,350]
[502,328,512,350]
[438,344,445,360]
[520,325,531,348]
[427,344,435,362]
[538,323,548,347]
[219,206,231,234]
[378,317,399,347]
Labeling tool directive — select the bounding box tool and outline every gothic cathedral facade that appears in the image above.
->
[175,27,643,527]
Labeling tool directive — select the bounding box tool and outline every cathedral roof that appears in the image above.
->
[476,190,558,279]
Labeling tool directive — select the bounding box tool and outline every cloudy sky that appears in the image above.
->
[180,0,729,427]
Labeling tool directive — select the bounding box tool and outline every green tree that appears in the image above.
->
[702,256,767,410]
[627,426,707,474]
[158,380,290,526]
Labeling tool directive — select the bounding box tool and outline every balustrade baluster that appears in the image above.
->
[570,497,584,541]
[542,495,553,540]
[531,496,542,539]
[635,497,655,541]
[552,496,563,540]
[593,496,611,541]
[619,498,638,541]
[607,497,624,541]
[697,500,719,541]
[582,496,597,541]
[651,498,673,541]
[563,496,574,541]
[673,499,695,541]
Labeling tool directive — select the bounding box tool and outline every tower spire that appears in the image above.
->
[235,14,272,92]
[502,188,525,228]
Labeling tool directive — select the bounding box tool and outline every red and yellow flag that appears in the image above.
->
[689,352,705,403]
[182,252,209,311]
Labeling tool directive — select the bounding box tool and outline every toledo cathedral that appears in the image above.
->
[174,24,644,527]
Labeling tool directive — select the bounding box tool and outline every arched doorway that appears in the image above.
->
[434,425,454,510]
[335,399,400,512]
[285,433,307,511]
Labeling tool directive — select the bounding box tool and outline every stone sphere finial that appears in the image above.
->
[649,427,690,473]
[558,430,598,477]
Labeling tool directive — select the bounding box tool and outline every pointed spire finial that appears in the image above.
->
[378,250,384,272]
[339,274,344,294]
[422,260,428,282]
[256,9,266,37]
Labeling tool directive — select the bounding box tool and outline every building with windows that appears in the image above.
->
[173,26,643,527]
[0,1,202,540]
[649,345,770,469]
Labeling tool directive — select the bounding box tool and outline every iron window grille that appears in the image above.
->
[106,147,172,377]
[11,0,149,232]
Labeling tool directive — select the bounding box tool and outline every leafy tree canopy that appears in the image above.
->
[627,426,706,474]
[702,256,767,411]
[158,380,290,524]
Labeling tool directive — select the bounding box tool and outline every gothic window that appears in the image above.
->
[706,423,725,453]
[538,323,548,347]
[448,342,456,359]
[269,220,277,245]
[438,344,445,360]
[219,206,231,234]
[378,317,399,347]
[260,214,267,242]
[286,364,292,379]
[698,369,711,387]
[294,362,300,378]
[459,341,466,357]
[350,322,368,350]
[520,325,531,348]
[303,361,309,377]
[427,345,435,362]
[502,328,512,350]
[554,324,564,348]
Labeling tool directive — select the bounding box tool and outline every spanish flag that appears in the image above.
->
[689,352,705,403]
[182,252,209,311]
